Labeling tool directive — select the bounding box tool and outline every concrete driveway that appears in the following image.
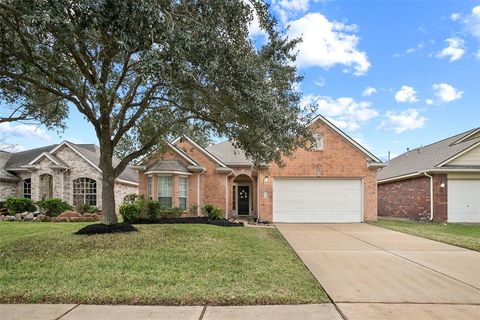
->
[276,223,480,320]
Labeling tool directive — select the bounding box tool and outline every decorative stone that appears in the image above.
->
[82,216,96,222]
[25,213,34,220]
[94,214,103,221]
[57,217,69,222]
[58,211,82,219]
[38,214,51,222]
[5,215,15,221]
[0,215,5,221]
[14,214,22,221]
[51,217,58,222]
[20,211,30,217]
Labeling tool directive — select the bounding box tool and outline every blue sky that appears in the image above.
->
[1,0,479,161]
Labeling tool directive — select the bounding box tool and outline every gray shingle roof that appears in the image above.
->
[2,141,138,183]
[0,151,19,181]
[146,160,189,173]
[206,141,252,165]
[378,128,480,181]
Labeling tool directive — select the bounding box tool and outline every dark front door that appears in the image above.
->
[237,186,250,215]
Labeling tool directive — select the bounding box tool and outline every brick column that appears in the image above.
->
[172,175,179,208]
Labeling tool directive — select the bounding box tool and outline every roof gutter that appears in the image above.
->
[423,172,434,221]
[378,167,480,184]
[367,162,388,168]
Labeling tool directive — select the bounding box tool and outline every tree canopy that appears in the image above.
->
[0,0,314,224]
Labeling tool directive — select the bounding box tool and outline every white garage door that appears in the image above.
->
[448,179,480,223]
[273,178,362,223]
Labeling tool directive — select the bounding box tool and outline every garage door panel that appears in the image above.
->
[448,179,480,223]
[273,179,362,223]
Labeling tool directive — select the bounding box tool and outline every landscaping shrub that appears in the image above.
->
[5,197,36,215]
[208,207,223,220]
[135,198,148,219]
[76,203,99,214]
[146,200,161,221]
[124,193,141,204]
[202,204,215,216]
[189,204,198,215]
[159,207,183,219]
[37,198,73,216]
[119,203,140,223]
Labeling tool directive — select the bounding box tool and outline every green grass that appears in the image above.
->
[0,222,328,305]
[370,219,480,251]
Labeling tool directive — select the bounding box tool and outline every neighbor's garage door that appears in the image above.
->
[273,178,362,223]
[448,179,480,223]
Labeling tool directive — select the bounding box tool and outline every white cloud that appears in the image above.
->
[244,0,267,39]
[450,13,461,21]
[432,83,464,102]
[436,38,465,62]
[379,109,427,133]
[287,13,371,75]
[314,77,326,87]
[464,6,480,39]
[272,0,321,24]
[0,123,51,141]
[362,87,377,97]
[395,86,418,103]
[352,136,372,151]
[475,48,480,60]
[0,143,26,152]
[303,94,378,131]
[425,99,434,105]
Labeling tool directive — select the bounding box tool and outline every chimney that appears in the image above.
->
[387,151,391,161]
[406,147,410,152]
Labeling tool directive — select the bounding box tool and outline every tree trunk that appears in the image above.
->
[98,139,118,225]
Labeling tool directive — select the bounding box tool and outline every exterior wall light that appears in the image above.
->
[263,176,269,184]
[440,183,445,188]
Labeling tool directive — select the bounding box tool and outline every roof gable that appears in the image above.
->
[172,135,227,167]
[309,115,382,163]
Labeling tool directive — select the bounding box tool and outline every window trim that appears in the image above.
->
[157,175,173,209]
[73,177,97,206]
[147,175,153,200]
[23,178,32,199]
[313,133,324,151]
[178,176,188,211]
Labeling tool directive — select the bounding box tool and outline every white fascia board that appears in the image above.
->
[172,135,227,167]
[436,141,480,167]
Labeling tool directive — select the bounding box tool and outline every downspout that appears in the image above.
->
[197,169,205,216]
[225,171,234,219]
[423,172,434,221]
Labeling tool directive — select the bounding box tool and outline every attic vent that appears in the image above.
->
[179,137,185,143]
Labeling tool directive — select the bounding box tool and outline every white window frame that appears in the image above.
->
[23,178,32,199]
[157,175,172,209]
[147,175,153,200]
[313,133,324,151]
[73,177,97,206]
[179,176,188,211]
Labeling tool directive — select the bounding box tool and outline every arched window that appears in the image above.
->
[73,178,97,206]
[23,178,31,199]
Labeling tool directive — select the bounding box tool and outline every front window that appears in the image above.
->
[73,177,97,206]
[157,176,172,209]
[23,178,31,199]
[147,176,153,200]
[179,176,187,211]
[313,133,323,150]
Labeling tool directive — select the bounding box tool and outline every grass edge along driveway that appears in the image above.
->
[370,219,480,252]
[0,222,328,305]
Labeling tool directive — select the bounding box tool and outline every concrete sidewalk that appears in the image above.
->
[0,304,342,320]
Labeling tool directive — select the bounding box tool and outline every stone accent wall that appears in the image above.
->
[0,180,17,201]
[114,182,138,213]
[257,120,379,222]
[378,174,448,221]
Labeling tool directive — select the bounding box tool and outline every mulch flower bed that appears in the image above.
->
[134,217,244,227]
[75,223,138,235]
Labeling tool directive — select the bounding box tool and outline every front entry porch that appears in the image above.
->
[228,173,257,219]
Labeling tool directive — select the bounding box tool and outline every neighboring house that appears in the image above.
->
[378,128,480,223]
[134,115,385,223]
[0,141,138,212]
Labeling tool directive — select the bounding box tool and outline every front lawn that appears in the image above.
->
[0,222,328,305]
[370,219,480,251]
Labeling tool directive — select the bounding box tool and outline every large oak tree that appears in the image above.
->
[0,0,313,225]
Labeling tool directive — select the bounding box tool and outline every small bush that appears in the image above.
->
[135,198,148,219]
[0,201,6,209]
[76,203,100,214]
[159,207,183,219]
[5,197,36,215]
[119,203,140,223]
[146,200,161,221]
[208,207,223,220]
[37,198,73,216]
[124,193,141,204]
[189,204,199,215]
[202,204,215,216]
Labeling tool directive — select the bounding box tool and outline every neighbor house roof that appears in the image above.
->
[378,127,480,182]
[2,141,138,184]
[0,151,19,181]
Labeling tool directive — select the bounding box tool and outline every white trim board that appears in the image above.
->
[28,152,63,166]
[436,141,480,167]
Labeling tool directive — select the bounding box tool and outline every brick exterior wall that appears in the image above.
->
[257,120,378,222]
[137,119,380,222]
[0,180,17,201]
[378,174,448,222]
